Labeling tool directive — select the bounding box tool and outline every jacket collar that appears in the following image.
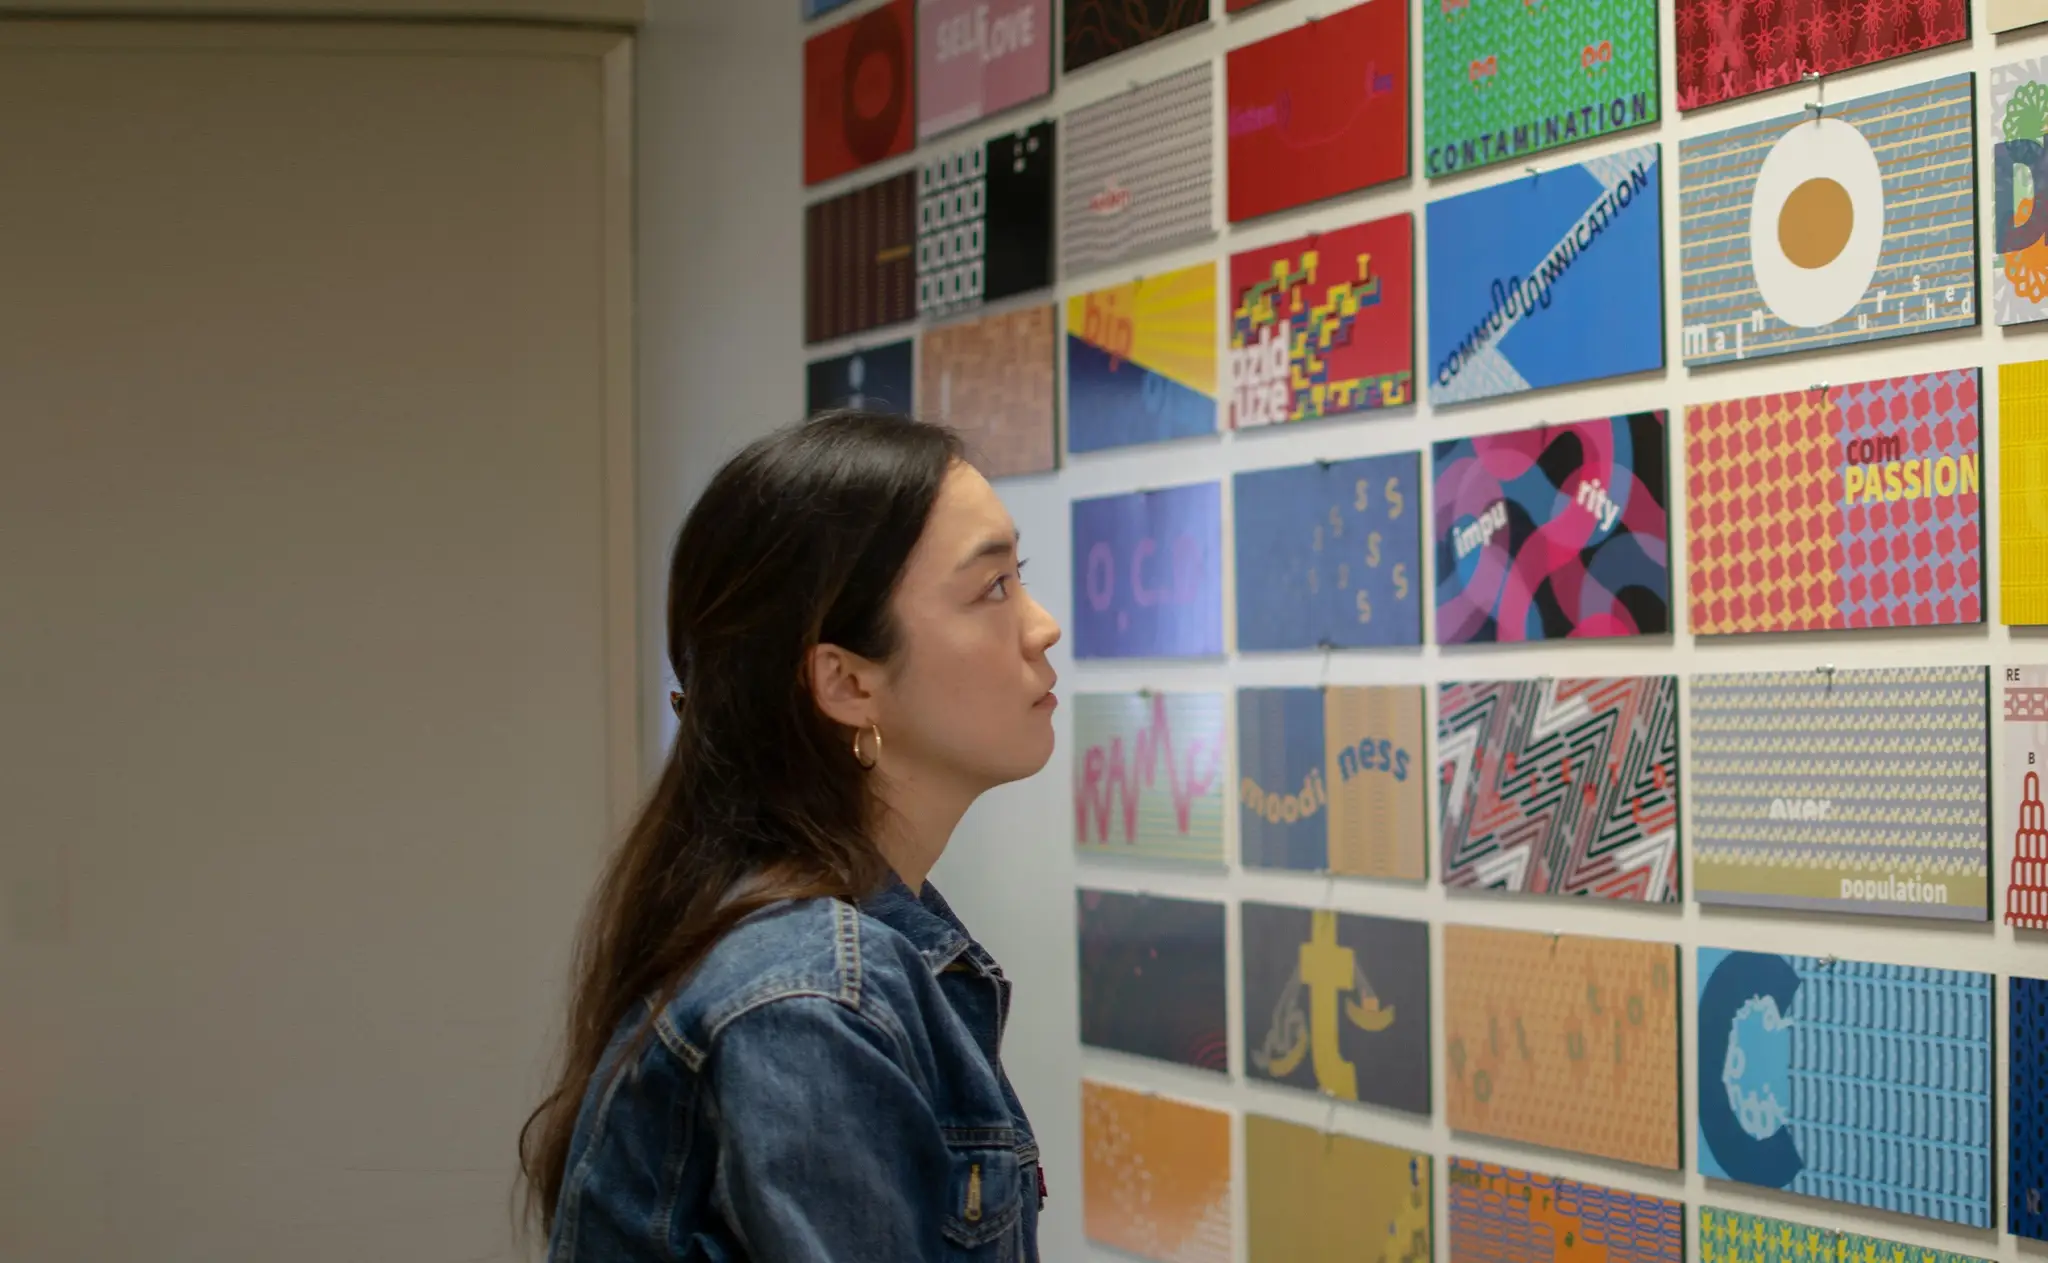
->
[860,874,981,974]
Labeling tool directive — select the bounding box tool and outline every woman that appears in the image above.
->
[521,412,1062,1262]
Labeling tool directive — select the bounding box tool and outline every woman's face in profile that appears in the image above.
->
[877,461,1062,792]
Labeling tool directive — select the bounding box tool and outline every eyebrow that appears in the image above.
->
[954,530,1020,572]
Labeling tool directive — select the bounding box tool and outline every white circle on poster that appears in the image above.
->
[1746,118,1884,329]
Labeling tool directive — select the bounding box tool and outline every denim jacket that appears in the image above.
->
[548,878,1041,1262]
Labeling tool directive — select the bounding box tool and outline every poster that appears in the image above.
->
[1438,677,1679,903]
[1994,59,2048,326]
[1450,1160,1682,1263]
[1071,482,1223,659]
[804,0,855,16]
[1687,370,1984,635]
[803,0,916,186]
[1234,454,1422,650]
[1076,889,1228,1071]
[916,121,1055,318]
[1996,1,2048,33]
[1082,1081,1232,1263]
[1443,926,1680,1168]
[2015,978,2048,1239]
[1690,667,1991,920]
[1703,1208,1993,1263]
[1432,413,1670,643]
[1425,145,1663,404]
[1226,1,1408,222]
[2006,668,2048,929]
[918,304,1056,478]
[1067,263,1217,453]
[1073,691,1226,865]
[1675,0,1968,111]
[1241,903,1429,1113]
[917,0,1052,141]
[1237,685,1426,881]
[1677,75,1977,366]
[1697,949,1992,1227]
[805,171,917,345]
[2007,361,2048,625]
[1228,215,1414,427]
[1064,0,1209,74]
[1061,65,1215,277]
[1247,1116,1429,1263]
[805,339,913,415]
[1422,0,1659,178]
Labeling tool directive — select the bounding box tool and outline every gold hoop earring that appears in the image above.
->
[852,723,882,770]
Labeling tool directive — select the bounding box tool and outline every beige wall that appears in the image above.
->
[0,19,634,1262]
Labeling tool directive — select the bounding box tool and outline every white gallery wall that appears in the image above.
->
[1,16,635,1262]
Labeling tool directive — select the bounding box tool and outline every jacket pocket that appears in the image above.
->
[939,1131,1021,1257]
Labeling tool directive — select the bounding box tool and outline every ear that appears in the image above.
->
[807,641,880,732]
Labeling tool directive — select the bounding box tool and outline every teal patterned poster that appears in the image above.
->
[1422,0,1659,179]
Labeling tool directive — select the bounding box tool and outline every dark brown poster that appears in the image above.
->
[1077,888,1228,1072]
[805,170,916,345]
[1063,0,1210,74]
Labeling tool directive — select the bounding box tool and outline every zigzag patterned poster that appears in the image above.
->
[1238,685,1426,881]
[1993,59,2048,326]
[916,122,1055,319]
[1675,1,1968,111]
[1425,145,1663,405]
[2013,978,2048,1239]
[1422,0,1659,178]
[1241,903,1429,1114]
[1234,454,1422,651]
[1450,1160,1683,1263]
[1438,676,1679,902]
[1677,74,1977,367]
[1690,667,1990,920]
[1067,263,1217,454]
[1697,949,1993,1227]
[1687,370,1984,635]
[1249,1116,1430,1263]
[1226,0,1408,223]
[1083,1081,1232,1263]
[1443,926,1681,1169]
[2007,361,2048,625]
[1228,215,1414,426]
[1432,412,1670,644]
[806,339,913,415]
[2006,668,2048,928]
[1061,64,1214,277]
[917,0,1052,141]
[1073,691,1225,865]
[1071,482,1223,659]
[1701,1207,1995,1263]
[1077,889,1228,1071]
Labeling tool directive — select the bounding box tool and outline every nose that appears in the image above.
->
[1024,588,1062,655]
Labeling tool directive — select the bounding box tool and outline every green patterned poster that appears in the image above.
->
[1700,1208,1995,1263]
[1073,692,1227,864]
[1422,0,1659,178]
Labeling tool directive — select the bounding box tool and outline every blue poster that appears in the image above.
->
[805,340,914,415]
[1424,143,1664,405]
[1237,687,1327,870]
[803,0,855,17]
[1233,453,1421,651]
[1071,482,1223,659]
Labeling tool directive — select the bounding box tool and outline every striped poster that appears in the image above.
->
[1690,667,1991,920]
[1073,691,1225,864]
[1678,73,1977,366]
[1060,64,1214,278]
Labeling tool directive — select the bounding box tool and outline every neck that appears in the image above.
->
[869,763,977,893]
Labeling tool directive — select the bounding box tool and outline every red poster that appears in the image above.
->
[804,0,916,186]
[1226,1,1408,222]
[1675,0,1969,111]
[1227,214,1414,427]
[1226,0,1279,9]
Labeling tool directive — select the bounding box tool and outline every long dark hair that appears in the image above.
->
[518,412,963,1235]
